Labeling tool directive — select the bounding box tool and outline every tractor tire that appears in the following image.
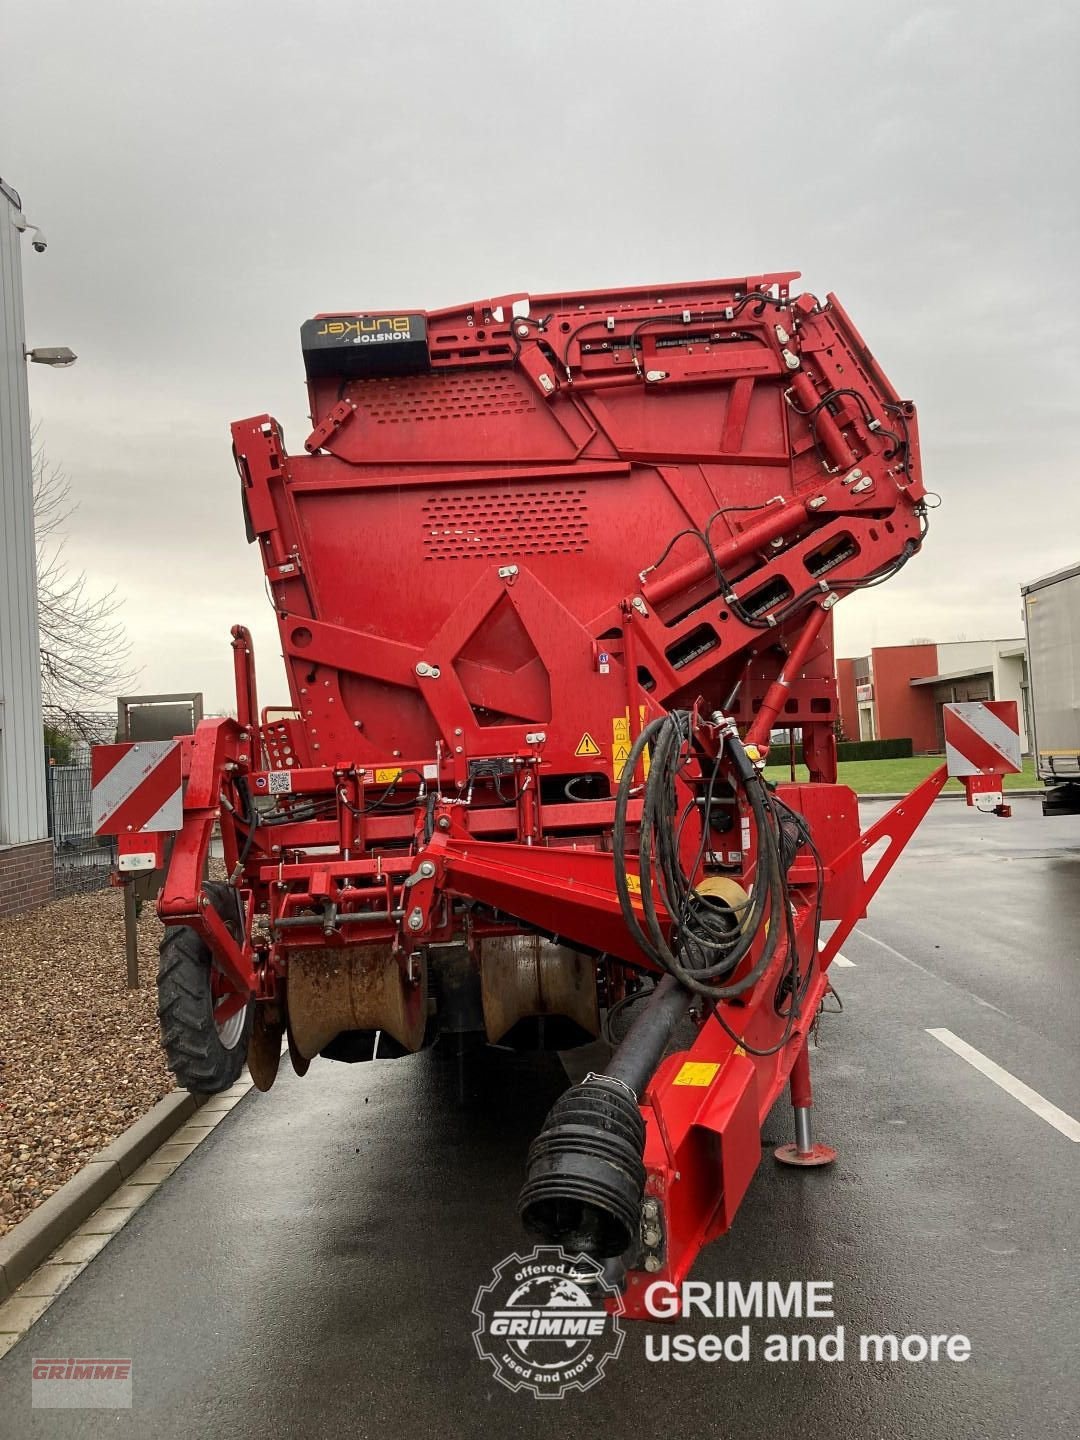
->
[157,882,253,1094]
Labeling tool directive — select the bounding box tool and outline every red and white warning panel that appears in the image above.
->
[91,741,183,837]
[943,701,1022,776]
[943,701,1021,816]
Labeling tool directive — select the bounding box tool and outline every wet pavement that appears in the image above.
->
[2,797,1078,1439]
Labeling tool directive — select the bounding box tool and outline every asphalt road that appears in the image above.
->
[2,797,1078,1439]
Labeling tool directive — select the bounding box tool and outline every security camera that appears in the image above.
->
[12,212,47,251]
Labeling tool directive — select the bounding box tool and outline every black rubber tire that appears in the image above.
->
[157,882,253,1094]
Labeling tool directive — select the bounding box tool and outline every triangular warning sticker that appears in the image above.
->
[575,732,602,758]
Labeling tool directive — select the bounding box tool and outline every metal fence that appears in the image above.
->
[45,743,116,898]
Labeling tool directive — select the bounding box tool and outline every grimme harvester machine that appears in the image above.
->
[95,272,1017,1318]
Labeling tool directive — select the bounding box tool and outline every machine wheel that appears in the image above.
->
[157,882,253,1094]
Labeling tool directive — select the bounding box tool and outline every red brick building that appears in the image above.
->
[836,640,1029,753]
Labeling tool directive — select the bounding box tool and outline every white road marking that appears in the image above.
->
[831,953,856,968]
[856,927,920,963]
[856,928,1010,1017]
[927,1028,1080,1142]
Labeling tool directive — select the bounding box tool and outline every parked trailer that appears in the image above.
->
[1022,562,1080,815]
[93,272,1019,1317]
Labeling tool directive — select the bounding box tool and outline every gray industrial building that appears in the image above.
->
[0,176,51,913]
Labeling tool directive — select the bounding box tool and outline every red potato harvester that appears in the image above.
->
[93,273,1019,1318]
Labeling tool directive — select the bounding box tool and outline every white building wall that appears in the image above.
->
[992,652,1029,752]
[935,639,1029,751]
[0,180,48,845]
[934,640,997,675]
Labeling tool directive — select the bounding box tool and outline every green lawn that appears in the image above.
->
[764,753,1038,796]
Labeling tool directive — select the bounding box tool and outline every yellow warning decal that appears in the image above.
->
[673,1061,721,1087]
[611,707,651,783]
[374,767,402,785]
[612,715,632,782]
[624,873,642,894]
[575,732,602,758]
[733,1045,747,1057]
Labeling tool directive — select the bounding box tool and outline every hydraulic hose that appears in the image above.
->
[613,712,786,999]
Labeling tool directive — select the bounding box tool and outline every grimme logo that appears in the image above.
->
[31,1357,133,1409]
[472,1247,623,1399]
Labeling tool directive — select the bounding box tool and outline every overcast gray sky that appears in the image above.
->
[4,0,1078,712]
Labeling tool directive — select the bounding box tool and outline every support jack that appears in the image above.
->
[774,1040,837,1168]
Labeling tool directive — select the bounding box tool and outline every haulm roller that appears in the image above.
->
[94,271,1017,1316]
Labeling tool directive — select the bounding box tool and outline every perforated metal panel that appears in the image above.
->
[262,716,306,771]
[422,489,589,560]
[356,372,536,425]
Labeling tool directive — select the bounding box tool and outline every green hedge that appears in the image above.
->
[767,737,914,767]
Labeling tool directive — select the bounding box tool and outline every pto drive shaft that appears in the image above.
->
[518,976,690,1258]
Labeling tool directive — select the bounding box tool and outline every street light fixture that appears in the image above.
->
[25,346,77,368]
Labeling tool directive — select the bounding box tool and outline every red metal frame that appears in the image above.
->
[98,272,1013,1311]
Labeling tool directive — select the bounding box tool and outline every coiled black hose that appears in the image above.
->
[612,712,786,999]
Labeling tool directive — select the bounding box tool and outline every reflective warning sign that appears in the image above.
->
[943,701,1022,776]
[91,741,182,835]
[575,732,601,758]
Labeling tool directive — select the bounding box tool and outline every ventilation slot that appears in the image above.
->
[423,489,589,560]
[354,372,535,424]
[741,577,793,619]
[665,624,719,671]
[805,532,858,577]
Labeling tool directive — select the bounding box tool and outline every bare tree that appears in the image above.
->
[33,427,136,740]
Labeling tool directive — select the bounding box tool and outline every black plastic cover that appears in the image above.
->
[301,314,430,380]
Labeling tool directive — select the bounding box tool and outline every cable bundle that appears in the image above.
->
[612,712,822,1050]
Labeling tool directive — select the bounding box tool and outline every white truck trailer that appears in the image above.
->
[1022,563,1080,816]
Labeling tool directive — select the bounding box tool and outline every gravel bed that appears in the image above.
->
[0,887,174,1236]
